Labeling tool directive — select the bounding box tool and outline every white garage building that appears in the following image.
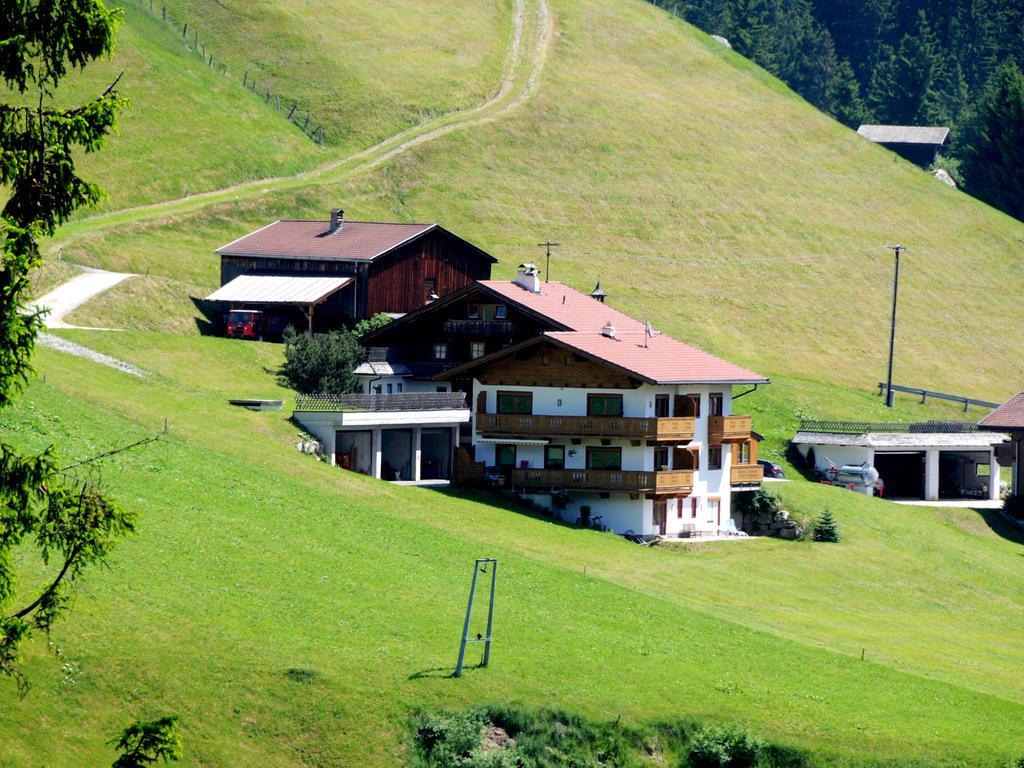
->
[793,421,1007,501]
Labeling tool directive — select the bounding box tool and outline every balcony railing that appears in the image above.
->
[730,463,764,484]
[708,415,752,442]
[511,468,694,494]
[476,413,696,441]
[295,392,468,412]
[443,319,515,335]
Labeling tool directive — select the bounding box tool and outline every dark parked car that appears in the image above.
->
[758,460,785,479]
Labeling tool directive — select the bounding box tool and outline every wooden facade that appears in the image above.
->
[476,341,639,390]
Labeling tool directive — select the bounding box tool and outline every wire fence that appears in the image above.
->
[145,1,326,144]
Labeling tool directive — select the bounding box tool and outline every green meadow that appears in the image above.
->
[5,0,1024,764]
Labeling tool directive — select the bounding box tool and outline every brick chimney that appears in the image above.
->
[329,208,344,232]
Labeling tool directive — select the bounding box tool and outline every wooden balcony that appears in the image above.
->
[708,415,752,443]
[511,468,694,494]
[476,413,695,441]
[730,463,764,485]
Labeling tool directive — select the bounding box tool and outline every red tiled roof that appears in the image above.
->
[215,220,439,261]
[979,393,1024,430]
[478,280,647,333]
[544,331,768,385]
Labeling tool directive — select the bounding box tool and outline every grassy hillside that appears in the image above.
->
[5,0,1024,765]
[54,0,1024,404]
[152,0,513,148]
[0,333,1022,768]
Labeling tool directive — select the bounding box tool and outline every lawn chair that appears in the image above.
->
[725,518,749,537]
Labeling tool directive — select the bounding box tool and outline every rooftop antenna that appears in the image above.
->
[537,241,561,283]
[454,558,498,677]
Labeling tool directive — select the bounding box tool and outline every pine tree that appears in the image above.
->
[812,506,841,542]
[958,59,1024,221]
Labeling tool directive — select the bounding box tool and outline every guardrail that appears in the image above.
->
[730,464,764,484]
[295,392,468,412]
[708,415,752,442]
[876,383,1000,412]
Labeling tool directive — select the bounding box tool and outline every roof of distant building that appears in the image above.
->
[214,219,496,263]
[793,430,1004,449]
[857,124,950,146]
[979,393,1024,431]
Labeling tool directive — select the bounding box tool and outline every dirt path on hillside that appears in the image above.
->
[31,266,135,329]
[52,0,553,251]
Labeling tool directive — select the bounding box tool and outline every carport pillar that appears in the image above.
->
[989,448,1001,501]
[413,428,422,482]
[924,449,940,501]
[372,428,383,479]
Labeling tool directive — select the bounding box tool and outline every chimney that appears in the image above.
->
[329,208,344,232]
[513,263,542,294]
[601,321,617,339]
[590,280,607,303]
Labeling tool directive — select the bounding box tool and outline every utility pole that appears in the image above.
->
[537,241,560,282]
[884,245,904,408]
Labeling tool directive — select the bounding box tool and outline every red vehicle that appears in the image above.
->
[225,309,265,341]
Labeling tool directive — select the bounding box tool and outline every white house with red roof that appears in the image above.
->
[434,267,768,538]
[979,393,1024,496]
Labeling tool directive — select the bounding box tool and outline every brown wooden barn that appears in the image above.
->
[207,209,496,337]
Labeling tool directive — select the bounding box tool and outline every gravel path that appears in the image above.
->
[37,333,144,377]
[31,266,134,329]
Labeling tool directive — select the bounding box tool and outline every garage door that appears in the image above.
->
[873,452,925,498]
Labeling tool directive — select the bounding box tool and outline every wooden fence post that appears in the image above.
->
[303,114,310,130]
[162,6,167,20]
[287,104,297,119]
[243,71,248,87]
[182,23,187,37]
[275,94,281,110]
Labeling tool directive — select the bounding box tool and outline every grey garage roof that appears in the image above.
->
[206,275,353,304]
[793,431,1006,449]
[857,124,950,146]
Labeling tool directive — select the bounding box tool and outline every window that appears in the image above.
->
[497,391,533,415]
[437,385,448,393]
[653,447,669,470]
[397,383,403,393]
[433,343,448,360]
[707,497,721,526]
[386,383,393,394]
[424,277,437,300]
[687,394,701,418]
[691,497,698,519]
[677,498,684,519]
[545,445,565,470]
[495,304,507,319]
[496,444,517,468]
[470,341,486,359]
[587,393,623,417]
[587,446,621,470]
[655,394,670,417]
[977,463,991,477]
[467,304,480,319]
[709,393,724,417]
[736,441,750,464]
[708,445,723,470]
[564,355,573,367]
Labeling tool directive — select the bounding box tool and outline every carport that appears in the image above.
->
[793,421,1007,502]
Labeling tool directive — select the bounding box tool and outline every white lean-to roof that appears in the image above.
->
[793,431,1005,449]
[352,361,413,377]
[206,275,353,304]
[856,124,950,145]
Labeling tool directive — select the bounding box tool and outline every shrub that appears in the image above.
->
[811,507,840,543]
[1004,495,1024,522]
[412,709,487,766]
[687,725,764,768]
[279,327,364,394]
[353,312,393,338]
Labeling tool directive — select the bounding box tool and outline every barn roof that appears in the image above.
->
[205,274,352,304]
[214,220,496,263]
[857,124,950,146]
[979,393,1024,431]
